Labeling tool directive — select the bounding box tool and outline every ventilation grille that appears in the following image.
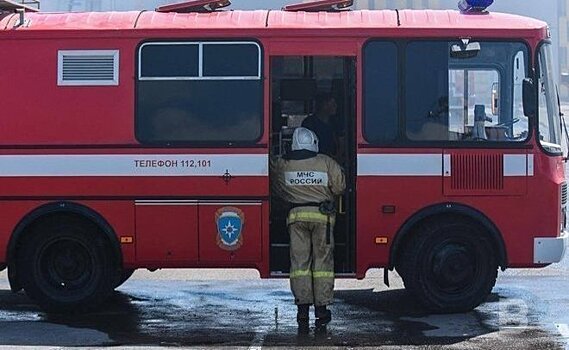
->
[562,182,568,206]
[451,154,504,191]
[58,50,119,86]
[63,56,114,80]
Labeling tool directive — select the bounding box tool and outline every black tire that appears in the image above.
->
[114,269,135,289]
[17,216,117,313]
[400,217,498,313]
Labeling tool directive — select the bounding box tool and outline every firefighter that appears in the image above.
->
[271,127,346,325]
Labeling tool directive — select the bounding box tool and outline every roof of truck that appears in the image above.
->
[0,9,547,32]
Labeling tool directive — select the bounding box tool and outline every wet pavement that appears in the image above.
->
[0,260,568,349]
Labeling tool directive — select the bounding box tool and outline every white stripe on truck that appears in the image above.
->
[0,154,268,177]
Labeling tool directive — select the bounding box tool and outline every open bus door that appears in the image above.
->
[268,53,356,276]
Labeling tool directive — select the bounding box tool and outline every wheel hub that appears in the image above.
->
[40,239,92,290]
[431,243,475,292]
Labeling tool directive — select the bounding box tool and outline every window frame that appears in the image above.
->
[361,38,534,149]
[135,39,265,147]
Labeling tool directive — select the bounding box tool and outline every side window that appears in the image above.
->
[405,41,449,141]
[136,41,263,144]
[538,43,562,151]
[512,51,525,125]
[405,41,529,142]
[139,44,199,78]
[363,41,398,143]
[203,43,260,77]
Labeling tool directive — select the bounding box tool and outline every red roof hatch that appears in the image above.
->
[283,0,353,12]
[156,0,231,13]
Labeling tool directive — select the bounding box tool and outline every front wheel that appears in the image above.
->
[401,218,498,313]
[17,217,117,313]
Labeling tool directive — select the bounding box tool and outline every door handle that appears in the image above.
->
[338,195,346,215]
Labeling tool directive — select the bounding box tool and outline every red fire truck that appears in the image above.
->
[0,0,566,313]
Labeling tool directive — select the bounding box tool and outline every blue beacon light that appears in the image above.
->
[458,0,494,13]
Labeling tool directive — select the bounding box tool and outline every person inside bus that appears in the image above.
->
[302,94,339,158]
[271,127,345,328]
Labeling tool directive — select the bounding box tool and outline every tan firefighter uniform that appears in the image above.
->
[272,147,345,307]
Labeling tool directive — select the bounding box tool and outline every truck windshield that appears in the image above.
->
[538,43,562,154]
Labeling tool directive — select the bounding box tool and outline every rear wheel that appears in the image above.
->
[401,218,498,313]
[17,216,116,313]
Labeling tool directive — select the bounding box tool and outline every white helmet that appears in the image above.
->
[291,127,319,153]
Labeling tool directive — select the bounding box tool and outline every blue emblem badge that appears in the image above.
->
[216,207,245,251]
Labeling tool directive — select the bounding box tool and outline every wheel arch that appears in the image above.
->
[6,201,123,292]
[389,202,508,272]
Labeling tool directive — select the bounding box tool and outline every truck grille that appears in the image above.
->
[562,183,568,206]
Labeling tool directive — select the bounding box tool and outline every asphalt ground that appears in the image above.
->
[0,258,568,349]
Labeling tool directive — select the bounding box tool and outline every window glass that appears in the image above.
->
[203,43,259,77]
[137,41,263,144]
[273,56,305,77]
[406,41,449,141]
[513,51,526,136]
[405,41,529,142]
[538,43,562,153]
[140,44,199,78]
[448,69,504,139]
[467,70,498,126]
[363,41,398,143]
[137,80,262,143]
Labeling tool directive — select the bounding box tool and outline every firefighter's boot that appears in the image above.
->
[315,305,331,325]
[297,304,310,323]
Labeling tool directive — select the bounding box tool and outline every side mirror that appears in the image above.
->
[522,78,536,117]
[491,82,499,115]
